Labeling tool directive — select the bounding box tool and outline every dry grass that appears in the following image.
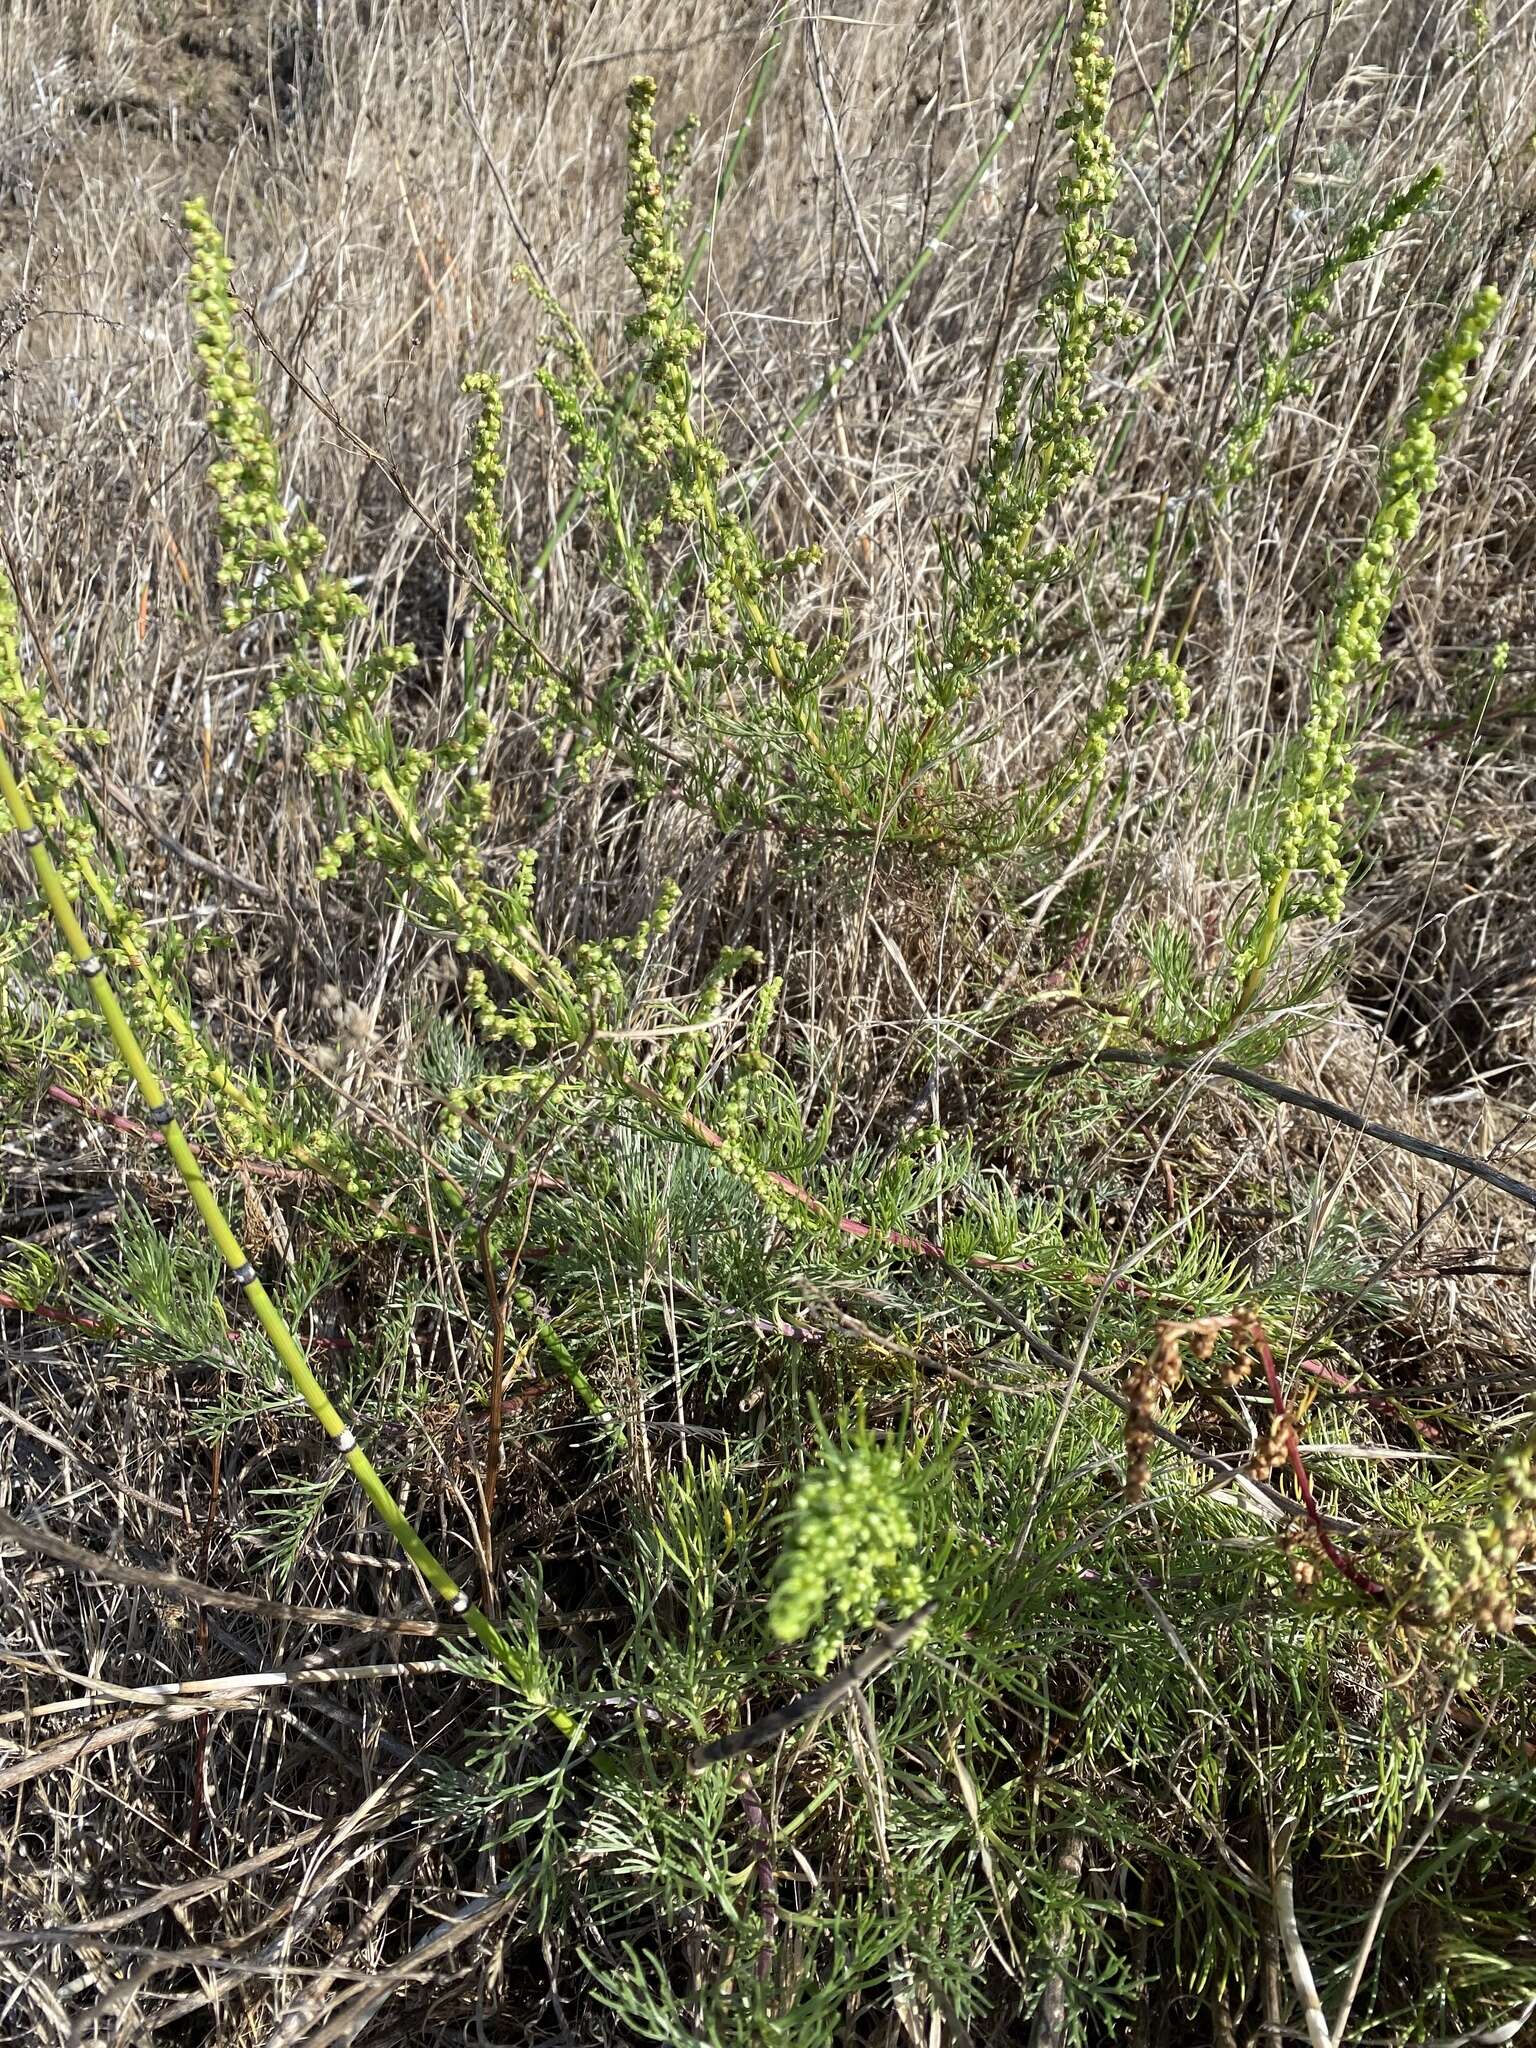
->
[3,0,1536,2040]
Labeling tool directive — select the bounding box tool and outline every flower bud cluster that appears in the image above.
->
[0,569,103,893]
[623,79,704,480]
[769,1432,928,1673]
[1051,650,1189,821]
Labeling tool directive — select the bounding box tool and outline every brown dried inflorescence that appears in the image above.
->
[1280,1521,1325,1591]
[1248,1408,1299,1486]
[1123,1313,1256,1502]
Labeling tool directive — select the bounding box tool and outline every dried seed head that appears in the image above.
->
[1249,1410,1298,1486]
[1122,1322,1192,1501]
[1280,1524,1322,1592]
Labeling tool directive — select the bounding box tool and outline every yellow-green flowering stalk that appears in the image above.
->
[919,0,1136,717]
[186,200,667,1256]
[769,1422,929,1674]
[1214,167,1445,503]
[184,201,558,1046]
[1051,648,1191,837]
[0,561,321,1173]
[0,567,104,882]
[622,79,704,493]
[629,79,861,820]
[185,198,822,1243]
[1403,1425,1535,1659]
[0,732,578,1741]
[885,0,1190,863]
[533,75,947,844]
[521,254,713,788]
[188,194,467,784]
[535,77,853,824]
[461,368,533,677]
[1231,283,1501,1016]
[0,560,172,1059]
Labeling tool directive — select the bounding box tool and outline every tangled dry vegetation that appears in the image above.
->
[3,1,1536,2042]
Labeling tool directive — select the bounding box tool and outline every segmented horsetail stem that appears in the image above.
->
[0,739,579,1743]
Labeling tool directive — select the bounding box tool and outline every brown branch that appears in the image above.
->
[691,1602,938,1770]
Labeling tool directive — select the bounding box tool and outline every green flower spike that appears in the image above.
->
[770,1427,928,1674]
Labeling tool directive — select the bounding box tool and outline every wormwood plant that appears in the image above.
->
[183,199,736,1254]
[5,10,1535,2041]
[1210,166,1446,505]
[187,155,1189,1301]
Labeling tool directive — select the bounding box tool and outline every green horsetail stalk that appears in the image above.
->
[0,731,578,1743]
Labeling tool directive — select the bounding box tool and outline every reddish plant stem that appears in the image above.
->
[0,1290,117,1336]
[45,1082,304,1183]
[1250,1322,1387,1599]
[735,1769,779,1984]
[46,1081,156,1141]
